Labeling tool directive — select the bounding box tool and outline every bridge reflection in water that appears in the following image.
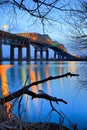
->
[1,62,87,129]
[0,65,13,117]
[0,30,81,62]
[0,62,77,121]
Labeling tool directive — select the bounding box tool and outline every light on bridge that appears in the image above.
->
[52,43,57,46]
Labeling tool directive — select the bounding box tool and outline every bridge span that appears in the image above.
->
[0,30,81,62]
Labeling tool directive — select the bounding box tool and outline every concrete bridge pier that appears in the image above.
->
[34,48,38,61]
[18,46,22,61]
[54,51,57,60]
[60,52,64,60]
[10,45,14,61]
[0,43,2,62]
[26,44,31,62]
[34,47,49,61]
[58,53,61,60]
[58,52,60,60]
[46,49,49,61]
[54,51,62,60]
[34,47,43,61]
[40,48,43,61]
[40,47,49,61]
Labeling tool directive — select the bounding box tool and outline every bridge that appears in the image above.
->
[0,30,81,62]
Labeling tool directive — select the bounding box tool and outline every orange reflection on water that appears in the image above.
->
[37,72,42,90]
[28,66,39,110]
[59,61,63,75]
[68,61,77,73]
[29,68,37,93]
[0,65,13,117]
[45,66,51,94]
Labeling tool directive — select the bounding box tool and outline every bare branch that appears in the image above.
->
[0,72,79,105]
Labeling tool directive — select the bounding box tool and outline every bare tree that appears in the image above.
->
[0,0,74,34]
[1,0,86,43]
[65,0,87,57]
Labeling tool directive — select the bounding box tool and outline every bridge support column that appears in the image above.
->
[58,52,59,60]
[54,51,62,60]
[0,43,2,62]
[46,49,49,61]
[18,47,22,61]
[62,53,64,60]
[58,53,59,60]
[26,44,31,62]
[34,49,37,61]
[10,45,14,61]
[54,52,57,60]
[40,48,43,60]
[58,52,61,60]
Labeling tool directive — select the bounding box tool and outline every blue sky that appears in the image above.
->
[0,0,82,55]
[0,1,72,42]
[0,11,70,48]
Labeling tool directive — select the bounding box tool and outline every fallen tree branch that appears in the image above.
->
[25,90,67,104]
[26,72,79,89]
[0,72,79,105]
[0,89,67,105]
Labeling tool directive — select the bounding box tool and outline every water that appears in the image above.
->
[0,61,87,129]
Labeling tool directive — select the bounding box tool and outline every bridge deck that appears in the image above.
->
[0,30,81,61]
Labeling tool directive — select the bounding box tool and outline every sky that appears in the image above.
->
[0,9,69,43]
[0,0,83,55]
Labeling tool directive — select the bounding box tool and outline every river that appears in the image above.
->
[0,61,87,130]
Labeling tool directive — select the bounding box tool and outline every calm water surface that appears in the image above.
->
[0,61,87,130]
